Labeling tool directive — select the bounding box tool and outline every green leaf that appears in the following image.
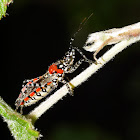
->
[0,0,13,20]
[0,96,40,140]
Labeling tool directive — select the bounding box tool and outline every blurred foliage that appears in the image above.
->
[0,0,12,19]
[48,123,121,140]
[0,97,40,140]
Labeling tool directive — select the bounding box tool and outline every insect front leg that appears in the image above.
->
[60,79,74,95]
[65,58,85,73]
[73,47,93,64]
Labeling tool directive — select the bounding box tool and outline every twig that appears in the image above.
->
[84,22,140,61]
[27,22,140,121]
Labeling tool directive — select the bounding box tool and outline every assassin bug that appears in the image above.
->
[15,15,93,114]
[15,47,92,114]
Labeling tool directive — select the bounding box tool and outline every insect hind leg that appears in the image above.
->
[20,106,23,114]
[15,105,23,114]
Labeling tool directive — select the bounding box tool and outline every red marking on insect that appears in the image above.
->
[20,102,24,106]
[27,81,32,86]
[33,78,38,82]
[24,97,29,102]
[47,82,52,85]
[48,64,64,74]
[29,92,35,97]
[57,69,63,74]
[48,64,57,74]
[36,88,41,92]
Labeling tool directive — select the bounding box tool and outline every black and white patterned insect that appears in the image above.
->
[15,15,93,114]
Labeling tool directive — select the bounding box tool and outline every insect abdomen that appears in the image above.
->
[22,85,53,107]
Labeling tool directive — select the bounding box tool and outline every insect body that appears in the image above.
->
[15,47,92,113]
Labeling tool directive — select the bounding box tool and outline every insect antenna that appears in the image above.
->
[69,13,93,63]
[69,13,93,48]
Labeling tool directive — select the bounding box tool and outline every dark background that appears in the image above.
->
[1,0,140,139]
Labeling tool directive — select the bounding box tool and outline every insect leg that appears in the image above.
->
[22,76,43,88]
[60,79,74,95]
[20,106,23,114]
[15,106,18,112]
[15,101,24,114]
[73,47,93,64]
[65,58,84,73]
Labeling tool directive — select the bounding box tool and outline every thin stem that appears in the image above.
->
[27,22,140,121]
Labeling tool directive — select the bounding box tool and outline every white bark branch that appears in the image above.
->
[27,22,140,120]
